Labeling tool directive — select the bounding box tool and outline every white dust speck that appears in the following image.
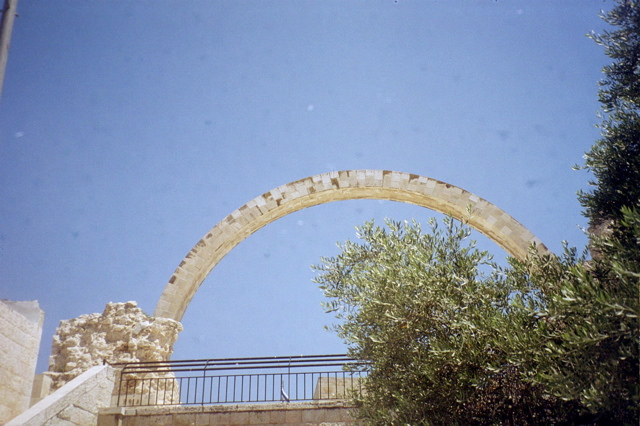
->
[14,131,24,138]
[307,104,315,112]
[297,220,305,226]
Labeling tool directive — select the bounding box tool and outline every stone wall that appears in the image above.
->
[0,300,45,424]
[98,401,356,426]
[47,301,182,391]
[7,365,116,426]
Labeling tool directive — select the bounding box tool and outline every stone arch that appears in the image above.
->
[154,170,548,321]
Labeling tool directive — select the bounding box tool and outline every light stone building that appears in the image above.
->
[0,300,44,424]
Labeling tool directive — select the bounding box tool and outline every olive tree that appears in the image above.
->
[313,217,571,424]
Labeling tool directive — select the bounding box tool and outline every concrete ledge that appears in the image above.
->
[7,365,116,426]
[98,401,356,425]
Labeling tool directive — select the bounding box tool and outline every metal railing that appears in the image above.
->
[113,354,364,407]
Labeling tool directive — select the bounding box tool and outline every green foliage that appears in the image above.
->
[509,208,639,423]
[578,0,640,223]
[558,1,640,419]
[313,218,572,424]
[313,214,639,424]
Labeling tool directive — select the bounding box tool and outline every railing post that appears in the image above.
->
[201,359,209,405]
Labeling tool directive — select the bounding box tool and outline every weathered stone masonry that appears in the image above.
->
[155,169,550,322]
[47,301,182,391]
[0,300,45,424]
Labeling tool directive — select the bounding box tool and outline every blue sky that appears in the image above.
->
[1,0,611,373]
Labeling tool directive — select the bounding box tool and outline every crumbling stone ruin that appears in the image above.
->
[47,301,182,391]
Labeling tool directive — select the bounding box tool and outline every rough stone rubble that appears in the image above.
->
[47,301,182,391]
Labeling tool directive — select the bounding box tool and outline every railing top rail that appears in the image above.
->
[112,353,362,374]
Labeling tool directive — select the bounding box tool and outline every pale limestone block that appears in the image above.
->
[248,409,271,424]
[0,406,10,423]
[232,213,250,227]
[294,182,310,196]
[227,411,250,424]
[302,408,329,422]
[242,205,262,222]
[267,409,287,424]
[57,403,97,425]
[265,199,279,211]
[208,412,232,425]
[172,412,196,426]
[256,200,273,215]
[195,412,212,425]
[150,414,174,425]
[0,300,44,424]
[206,226,224,240]
[285,409,303,423]
[501,225,513,236]
[180,261,201,276]
[43,417,75,426]
[271,187,283,200]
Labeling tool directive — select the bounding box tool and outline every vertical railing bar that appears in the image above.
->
[143,378,148,406]
[241,375,245,402]
[116,367,124,406]
[124,379,130,406]
[233,375,237,403]
[287,357,291,402]
[163,376,168,406]
[254,374,259,402]
[201,360,209,405]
